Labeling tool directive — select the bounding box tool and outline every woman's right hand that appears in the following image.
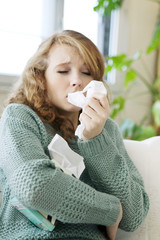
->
[106,203,123,240]
[80,93,110,141]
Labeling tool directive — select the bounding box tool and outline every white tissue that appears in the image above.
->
[48,134,85,178]
[67,80,107,108]
[67,91,86,108]
[67,80,107,139]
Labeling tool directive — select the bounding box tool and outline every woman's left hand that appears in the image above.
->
[79,93,110,140]
[106,203,123,240]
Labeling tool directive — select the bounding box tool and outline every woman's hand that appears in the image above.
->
[106,203,123,240]
[79,93,110,140]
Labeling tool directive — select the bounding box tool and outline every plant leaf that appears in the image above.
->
[133,125,156,141]
[110,96,125,118]
[120,119,156,140]
[106,51,141,73]
[124,69,137,88]
[94,0,122,16]
[147,14,160,53]
[119,119,136,138]
[152,100,160,126]
[153,76,160,89]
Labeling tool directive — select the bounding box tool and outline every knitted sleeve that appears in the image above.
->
[0,104,120,227]
[77,118,149,232]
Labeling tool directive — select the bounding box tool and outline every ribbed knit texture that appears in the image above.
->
[0,103,149,240]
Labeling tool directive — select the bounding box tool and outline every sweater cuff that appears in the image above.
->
[94,192,121,226]
[77,128,111,158]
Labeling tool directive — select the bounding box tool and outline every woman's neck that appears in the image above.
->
[67,112,80,130]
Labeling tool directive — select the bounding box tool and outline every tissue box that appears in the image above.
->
[11,197,56,231]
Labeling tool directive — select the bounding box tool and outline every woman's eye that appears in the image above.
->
[82,72,91,76]
[57,71,68,74]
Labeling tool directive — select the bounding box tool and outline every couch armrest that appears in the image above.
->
[117,136,160,240]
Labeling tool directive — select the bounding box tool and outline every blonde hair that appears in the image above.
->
[9,30,109,139]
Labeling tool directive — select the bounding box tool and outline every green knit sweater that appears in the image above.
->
[0,103,149,240]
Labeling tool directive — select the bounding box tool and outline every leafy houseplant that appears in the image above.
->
[94,0,160,140]
[94,0,122,15]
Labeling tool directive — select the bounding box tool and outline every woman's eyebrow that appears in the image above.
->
[55,61,71,67]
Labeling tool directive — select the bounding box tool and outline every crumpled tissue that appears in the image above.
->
[67,80,107,139]
[48,134,85,179]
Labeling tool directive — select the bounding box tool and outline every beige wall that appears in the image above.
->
[0,75,18,115]
[0,92,9,114]
[111,0,160,125]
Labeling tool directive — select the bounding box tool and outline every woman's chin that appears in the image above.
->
[68,105,81,112]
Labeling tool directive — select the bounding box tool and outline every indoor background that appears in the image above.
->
[0,0,159,140]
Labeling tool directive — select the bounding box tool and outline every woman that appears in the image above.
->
[0,30,149,240]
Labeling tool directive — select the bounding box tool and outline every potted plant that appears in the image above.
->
[94,0,160,140]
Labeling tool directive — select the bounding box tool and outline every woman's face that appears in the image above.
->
[45,44,93,116]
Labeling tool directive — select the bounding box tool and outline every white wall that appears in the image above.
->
[111,0,159,125]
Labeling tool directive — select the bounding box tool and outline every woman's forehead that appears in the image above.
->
[46,44,91,70]
[48,44,86,65]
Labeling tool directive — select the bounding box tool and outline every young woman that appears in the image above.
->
[0,30,149,240]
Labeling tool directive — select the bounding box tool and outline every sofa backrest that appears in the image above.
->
[117,136,160,240]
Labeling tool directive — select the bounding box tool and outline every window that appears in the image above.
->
[63,0,98,46]
[0,0,64,76]
[0,0,44,76]
[0,0,114,79]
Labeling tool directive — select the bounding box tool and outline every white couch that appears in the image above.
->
[0,137,160,239]
[117,136,160,240]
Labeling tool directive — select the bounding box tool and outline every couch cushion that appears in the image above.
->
[117,136,160,240]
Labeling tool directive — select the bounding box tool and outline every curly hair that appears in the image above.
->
[8,30,107,139]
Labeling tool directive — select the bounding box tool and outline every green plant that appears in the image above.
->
[106,52,160,139]
[94,0,122,15]
[94,0,160,140]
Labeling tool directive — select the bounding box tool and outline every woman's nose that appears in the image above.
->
[70,74,82,88]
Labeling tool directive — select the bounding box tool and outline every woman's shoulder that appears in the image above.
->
[0,103,50,145]
[1,103,41,123]
[0,103,47,134]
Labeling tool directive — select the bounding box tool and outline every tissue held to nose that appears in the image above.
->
[67,80,107,108]
[67,80,109,139]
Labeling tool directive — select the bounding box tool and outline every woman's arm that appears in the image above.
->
[77,118,149,232]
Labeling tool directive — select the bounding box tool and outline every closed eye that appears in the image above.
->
[57,71,68,74]
[82,72,91,76]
